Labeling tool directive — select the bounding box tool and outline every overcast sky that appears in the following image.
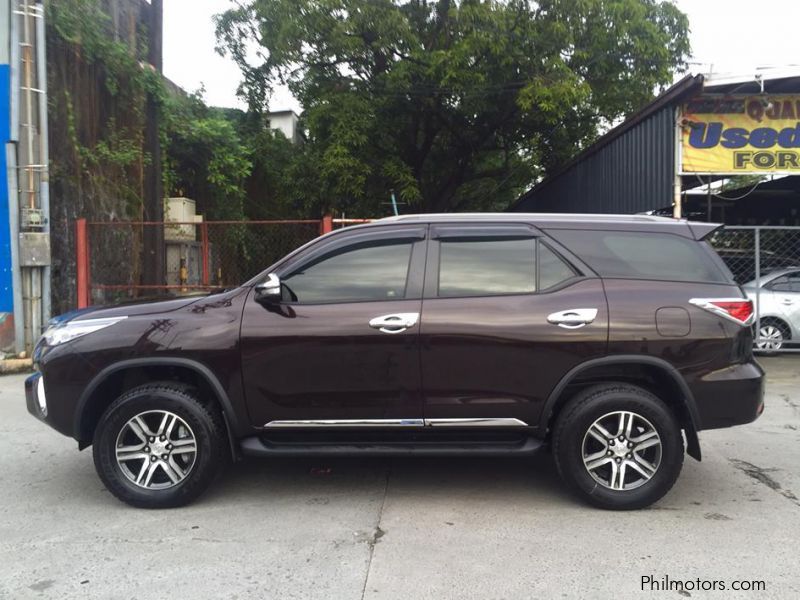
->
[163,0,800,113]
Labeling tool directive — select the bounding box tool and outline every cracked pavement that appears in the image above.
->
[1,357,798,599]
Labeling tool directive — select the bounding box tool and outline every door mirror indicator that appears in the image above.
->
[254,273,281,303]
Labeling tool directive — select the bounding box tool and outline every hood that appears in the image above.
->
[56,293,212,324]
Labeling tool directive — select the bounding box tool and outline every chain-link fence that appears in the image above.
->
[709,226,800,353]
[82,220,324,305]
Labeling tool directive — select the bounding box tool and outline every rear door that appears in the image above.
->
[767,271,800,334]
[418,223,608,428]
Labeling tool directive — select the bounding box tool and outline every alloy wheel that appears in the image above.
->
[115,410,197,490]
[756,324,784,351]
[581,410,662,491]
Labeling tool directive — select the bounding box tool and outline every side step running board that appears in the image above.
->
[240,436,543,458]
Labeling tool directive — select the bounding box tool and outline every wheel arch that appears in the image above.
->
[757,315,793,338]
[540,355,702,461]
[74,358,241,459]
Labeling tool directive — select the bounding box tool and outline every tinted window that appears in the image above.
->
[282,241,413,303]
[768,276,790,291]
[438,238,536,297]
[769,273,800,292]
[547,230,728,283]
[539,243,576,289]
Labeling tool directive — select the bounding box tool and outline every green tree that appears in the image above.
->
[217,0,689,215]
[162,92,253,220]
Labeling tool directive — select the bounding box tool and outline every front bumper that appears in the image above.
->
[25,371,47,422]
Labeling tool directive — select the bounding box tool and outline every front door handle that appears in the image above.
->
[369,312,419,334]
[547,308,598,329]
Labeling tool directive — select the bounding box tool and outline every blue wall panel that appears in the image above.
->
[0,63,12,313]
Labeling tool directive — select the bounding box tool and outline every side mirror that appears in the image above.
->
[254,273,281,303]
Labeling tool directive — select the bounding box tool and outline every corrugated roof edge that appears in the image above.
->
[510,74,705,211]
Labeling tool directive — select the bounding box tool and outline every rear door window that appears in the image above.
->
[769,273,800,292]
[438,238,536,297]
[546,230,729,283]
[435,237,577,298]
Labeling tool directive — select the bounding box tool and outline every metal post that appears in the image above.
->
[673,107,683,219]
[200,222,209,287]
[141,0,164,289]
[30,264,39,340]
[35,0,50,325]
[76,219,89,308]
[754,227,761,345]
[320,214,333,235]
[21,266,30,349]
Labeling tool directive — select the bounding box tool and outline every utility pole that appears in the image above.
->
[141,0,164,289]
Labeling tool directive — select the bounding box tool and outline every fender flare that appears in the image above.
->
[74,357,242,455]
[540,355,702,460]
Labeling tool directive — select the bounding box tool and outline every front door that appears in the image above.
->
[419,224,608,428]
[240,225,427,427]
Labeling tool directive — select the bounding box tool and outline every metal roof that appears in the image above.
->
[512,68,800,215]
[510,74,705,211]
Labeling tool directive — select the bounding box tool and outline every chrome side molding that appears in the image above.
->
[264,419,425,428]
[263,417,528,428]
[425,418,528,427]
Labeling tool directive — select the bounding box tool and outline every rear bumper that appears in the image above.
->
[691,361,765,430]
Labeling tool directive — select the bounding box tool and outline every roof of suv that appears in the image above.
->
[375,213,721,239]
[380,212,675,224]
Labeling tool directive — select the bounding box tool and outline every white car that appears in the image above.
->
[743,268,800,352]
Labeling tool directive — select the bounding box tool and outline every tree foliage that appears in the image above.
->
[217,0,690,215]
[162,93,253,221]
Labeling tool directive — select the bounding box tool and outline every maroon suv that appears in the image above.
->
[25,214,764,510]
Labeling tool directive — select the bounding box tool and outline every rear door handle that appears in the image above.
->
[369,312,419,334]
[547,308,598,329]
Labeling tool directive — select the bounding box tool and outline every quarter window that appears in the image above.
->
[282,240,413,303]
[547,230,728,283]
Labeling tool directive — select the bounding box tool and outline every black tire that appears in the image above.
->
[93,383,227,508]
[552,384,684,510]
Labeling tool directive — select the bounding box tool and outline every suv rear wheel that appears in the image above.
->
[553,384,684,510]
[92,383,226,508]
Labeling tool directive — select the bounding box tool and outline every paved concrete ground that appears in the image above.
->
[1,358,798,600]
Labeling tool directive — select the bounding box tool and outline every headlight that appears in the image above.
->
[42,316,127,346]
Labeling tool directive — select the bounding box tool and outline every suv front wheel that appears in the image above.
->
[92,383,226,508]
[553,384,684,510]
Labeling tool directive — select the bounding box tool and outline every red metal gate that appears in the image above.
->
[75,216,371,308]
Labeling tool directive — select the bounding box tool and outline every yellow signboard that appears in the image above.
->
[681,96,800,174]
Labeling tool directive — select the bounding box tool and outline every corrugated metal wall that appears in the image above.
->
[514,105,676,214]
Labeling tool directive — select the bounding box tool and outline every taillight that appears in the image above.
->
[689,298,754,326]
